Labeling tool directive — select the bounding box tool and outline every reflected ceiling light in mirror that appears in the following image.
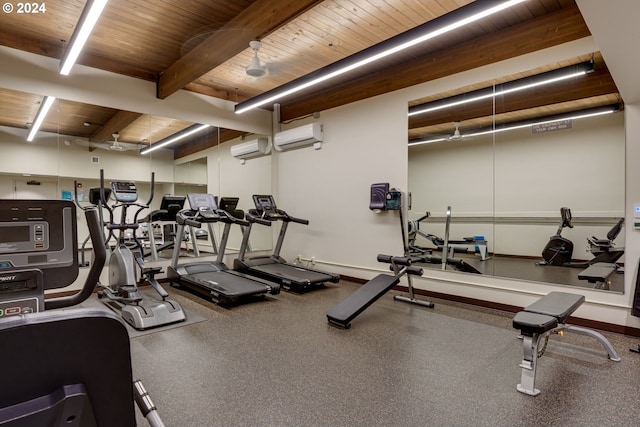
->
[408,104,620,147]
[408,60,595,117]
[59,0,109,75]
[234,0,527,114]
[26,96,56,142]
[139,124,211,155]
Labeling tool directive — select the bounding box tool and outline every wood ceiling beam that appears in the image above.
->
[157,0,322,100]
[279,4,591,122]
[173,128,246,160]
[89,110,143,143]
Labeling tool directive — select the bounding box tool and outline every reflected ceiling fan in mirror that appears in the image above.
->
[449,122,462,141]
[108,133,124,151]
[71,132,141,151]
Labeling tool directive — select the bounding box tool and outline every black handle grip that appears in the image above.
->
[377,254,412,266]
[45,207,106,310]
[185,219,201,228]
[406,266,423,276]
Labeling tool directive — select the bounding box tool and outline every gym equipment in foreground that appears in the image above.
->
[77,187,112,267]
[512,291,620,396]
[0,200,164,426]
[167,193,279,306]
[326,255,427,328]
[234,195,339,293]
[94,170,186,330]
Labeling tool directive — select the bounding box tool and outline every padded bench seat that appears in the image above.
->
[512,311,558,335]
[512,291,620,396]
[522,291,584,320]
[578,262,617,283]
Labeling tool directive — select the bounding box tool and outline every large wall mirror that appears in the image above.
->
[0,89,274,266]
[408,53,625,293]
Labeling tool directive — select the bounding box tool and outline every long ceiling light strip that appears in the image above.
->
[139,124,211,155]
[408,104,619,147]
[26,96,56,142]
[59,0,109,75]
[234,0,527,114]
[408,61,594,117]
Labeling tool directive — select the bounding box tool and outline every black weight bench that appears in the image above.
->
[326,255,431,329]
[578,262,618,289]
[512,291,620,396]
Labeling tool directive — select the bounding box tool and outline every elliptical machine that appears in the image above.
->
[538,207,575,266]
[94,170,186,330]
[0,200,165,426]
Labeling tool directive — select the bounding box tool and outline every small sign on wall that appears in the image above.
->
[91,156,99,164]
[532,119,572,134]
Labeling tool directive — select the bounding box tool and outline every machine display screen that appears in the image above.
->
[0,226,29,243]
[188,193,217,210]
[254,196,275,210]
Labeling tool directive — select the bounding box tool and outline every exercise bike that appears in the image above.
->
[538,207,624,268]
[94,170,186,330]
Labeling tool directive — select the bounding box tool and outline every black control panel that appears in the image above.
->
[0,200,77,290]
[187,193,218,220]
[111,181,138,203]
[252,195,285,219]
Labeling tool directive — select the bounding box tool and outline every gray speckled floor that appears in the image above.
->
[131,281,640,427]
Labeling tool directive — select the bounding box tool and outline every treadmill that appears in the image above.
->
[233,195,340,293]
[167,193,280,305]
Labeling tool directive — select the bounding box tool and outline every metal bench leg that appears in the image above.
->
[560,324,621,361]
[517,333,543,396]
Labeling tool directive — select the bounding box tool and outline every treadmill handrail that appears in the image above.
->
[216,209,250,227]
[245,210,272,227]
[176,208,218,225]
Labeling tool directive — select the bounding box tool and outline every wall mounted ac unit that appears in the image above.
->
[273,122,323,151]
[230,137,270,164]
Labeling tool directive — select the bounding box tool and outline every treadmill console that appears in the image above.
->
[219,197,244,220]
[252,195,285,219]
[110,182,138,203]
[187,193,218,220]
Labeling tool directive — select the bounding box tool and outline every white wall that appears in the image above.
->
[272,97,407,277]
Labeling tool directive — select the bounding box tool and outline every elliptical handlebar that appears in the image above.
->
[45,207,107,310]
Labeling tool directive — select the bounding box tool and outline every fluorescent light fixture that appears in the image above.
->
[234,0,526,114]
[408,60,594,117]
[140,124,211,155]
[26,96,56,141]
[59,0,108,75]
[408,104,619,147]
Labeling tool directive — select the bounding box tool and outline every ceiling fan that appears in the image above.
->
[245,40,267,78]
[108,133,124,151]
[449,122,462,140]
[69,132,141,152]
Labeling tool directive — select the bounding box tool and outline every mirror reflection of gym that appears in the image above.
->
[407,55,625,292]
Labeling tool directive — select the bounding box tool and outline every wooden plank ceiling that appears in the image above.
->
[0,0,621,158]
